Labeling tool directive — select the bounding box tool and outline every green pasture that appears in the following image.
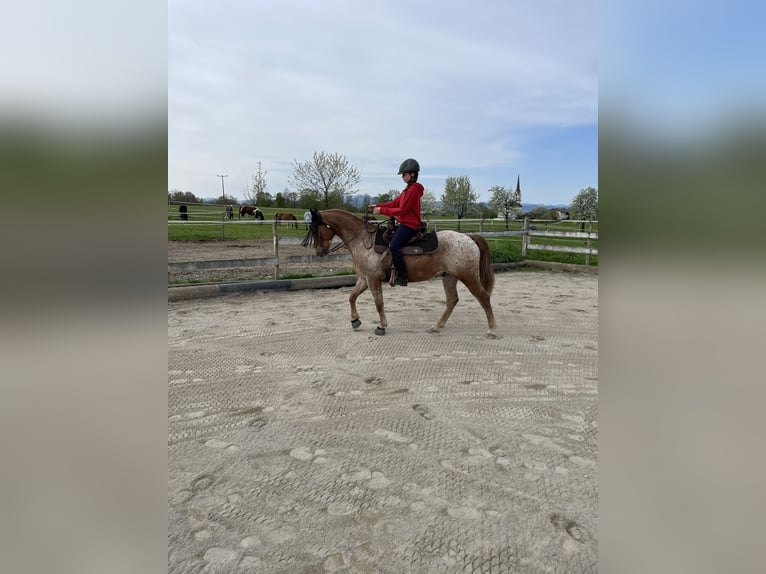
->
[168,204,309,241]
[168,204,598,267]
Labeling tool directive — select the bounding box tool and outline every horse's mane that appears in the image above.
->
[300,209,323,248]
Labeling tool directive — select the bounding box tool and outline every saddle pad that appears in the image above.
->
[373,229,439,255]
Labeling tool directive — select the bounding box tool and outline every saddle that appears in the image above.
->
[372,218,438,255]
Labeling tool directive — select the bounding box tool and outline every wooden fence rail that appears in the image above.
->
[521,217,598,265]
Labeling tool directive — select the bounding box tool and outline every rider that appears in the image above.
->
[370,158,423,287]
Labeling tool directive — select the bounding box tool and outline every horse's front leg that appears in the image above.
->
[349,276,368,330]
[368,280,388,335]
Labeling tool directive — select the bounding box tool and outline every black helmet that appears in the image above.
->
[397,158,420,174]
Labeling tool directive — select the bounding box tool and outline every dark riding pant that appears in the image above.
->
[389,224,418,260]
[389,224,417,285]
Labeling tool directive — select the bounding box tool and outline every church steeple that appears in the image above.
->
[512,174,521,205]
[515,174,521,193]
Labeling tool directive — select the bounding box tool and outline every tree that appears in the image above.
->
[168,189,201,204]
[441,175,478,230]
[528,205,559,220]
[298,188,321,208]
[213,195,238,205]
[420,189,438,217]
[569,186,598,221]
[289,151,361,209]
[285,190,299,207]
[246,161,268,205]
[488,185,521,230]
[477,202,496,219]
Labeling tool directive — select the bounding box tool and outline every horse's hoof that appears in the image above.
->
[486,332,499,339]
[351,319,362,330]
[374,327,386,336]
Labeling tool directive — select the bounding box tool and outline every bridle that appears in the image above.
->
[317,222,347,253]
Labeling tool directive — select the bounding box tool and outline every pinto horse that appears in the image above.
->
[302,208,497,337]
[274,212,298,229]
[239,205,264,220]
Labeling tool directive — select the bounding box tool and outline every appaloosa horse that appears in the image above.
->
[302,208,497,337]
[239,205,264,220]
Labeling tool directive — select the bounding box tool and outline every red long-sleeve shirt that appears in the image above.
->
[376,182,424,229]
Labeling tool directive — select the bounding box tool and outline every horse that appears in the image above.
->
[226,205,234,220]
[275,212,298,229]
[302,208,497,338]
[239,205,264,220]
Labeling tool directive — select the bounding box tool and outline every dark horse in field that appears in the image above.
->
[302,209,497,337]
[239,205,264,220]
[275,212,298,229]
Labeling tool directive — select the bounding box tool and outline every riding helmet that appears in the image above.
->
[397,158,420,174]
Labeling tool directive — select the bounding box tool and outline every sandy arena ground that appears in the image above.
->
[168,242,598,573]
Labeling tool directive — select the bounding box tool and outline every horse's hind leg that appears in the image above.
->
[431,274,459,333]
[349,277,368,329]
[461,278,498,339]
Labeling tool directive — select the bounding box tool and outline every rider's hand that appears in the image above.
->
[366,204,375,212]
[373,207,381,215]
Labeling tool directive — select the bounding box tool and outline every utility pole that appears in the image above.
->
[217,174,229,201]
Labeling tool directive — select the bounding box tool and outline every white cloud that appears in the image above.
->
[169,0,597,202]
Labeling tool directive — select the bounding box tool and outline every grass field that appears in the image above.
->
[168,204,598,266]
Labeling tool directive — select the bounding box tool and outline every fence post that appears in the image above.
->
[521,217,529,258]
[433,221,438,232]
[221,212,225,240]
[272,220,280,280]
[585,221,592,266]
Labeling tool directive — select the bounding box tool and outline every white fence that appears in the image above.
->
[168,213,598,282]
[521,217,598,265]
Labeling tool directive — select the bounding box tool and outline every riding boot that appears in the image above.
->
[392,254,408,287]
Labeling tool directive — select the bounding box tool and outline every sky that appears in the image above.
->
[168,0,598,205]
[600,0,766,141]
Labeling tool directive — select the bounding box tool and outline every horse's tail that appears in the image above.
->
[469,234,495,296]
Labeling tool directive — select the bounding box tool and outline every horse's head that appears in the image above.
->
[301,208,335,256]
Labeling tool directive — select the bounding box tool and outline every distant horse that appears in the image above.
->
[179,204,188,221]
[226,205,234,219]
[275,212,298,229]
[239,205,264,220]
[302,208,497,337]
